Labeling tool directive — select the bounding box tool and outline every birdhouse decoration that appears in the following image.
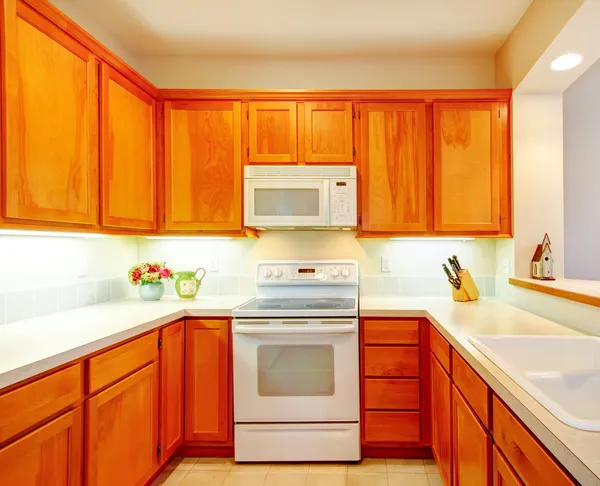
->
[531,233,555,280]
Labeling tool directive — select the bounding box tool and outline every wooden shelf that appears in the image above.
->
[509,278,600,308]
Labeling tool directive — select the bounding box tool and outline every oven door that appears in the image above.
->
[244,179,329,227]
[232,319,359,423]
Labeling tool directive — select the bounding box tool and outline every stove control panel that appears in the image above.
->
[256,260,358,285]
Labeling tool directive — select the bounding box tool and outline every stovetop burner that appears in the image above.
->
[237,297,356,312]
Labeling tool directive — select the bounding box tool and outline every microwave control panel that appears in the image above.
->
[329,179,357,227]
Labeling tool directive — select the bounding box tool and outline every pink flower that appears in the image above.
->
[148,265,159,274]
[159,268,171,278]
[132,269,142,282]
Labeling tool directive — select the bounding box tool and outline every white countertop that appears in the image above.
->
[0,296,253,391]
[361,297,599,485]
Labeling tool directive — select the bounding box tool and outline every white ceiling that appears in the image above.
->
[51,0,532,57]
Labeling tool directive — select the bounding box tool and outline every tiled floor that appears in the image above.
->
[152,458,442,486]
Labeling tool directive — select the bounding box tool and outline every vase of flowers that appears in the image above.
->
[128,261,174,301]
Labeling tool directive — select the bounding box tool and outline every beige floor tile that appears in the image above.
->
[269,464,310,473]
[348,459,387,474]
[423,460,439,474]
[427,474,444,486]
[388,473,429,486]
[193,458,235,471]
[231,463,272,472]
[347,473,388,486]
[306,473,347,486]
[170,457,199,471]
[152,471,189,486]
[309,464,348,474]
[386,459,426,474]
[222,471,268,486]
[264,472,308,486]
[180,470,228,486]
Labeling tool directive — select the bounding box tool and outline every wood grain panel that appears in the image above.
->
[85,362,159,486]
[431,353,452,486]
[0,407,82,486]
[493,396,576,486]
[360,103,427,232]
[363,319,419,345]
[0,364,82,445]
[364,411,420,443]
[434,102,501,232]
[87,332,158,394]
[452,385,491,486]
[4,3,98,225]
[364,378,420,410]
[101,63,155,230]
[248,102,297,163]
[160,322,184,462]
[364,346,420,377]
[164,101,242,231]
[185,320,231,443]
[430,324,451,373]
[303,102,353,163]
[493,446,523,486]
[452,350,490,429]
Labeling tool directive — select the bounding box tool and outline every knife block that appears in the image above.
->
[451,269,480,302]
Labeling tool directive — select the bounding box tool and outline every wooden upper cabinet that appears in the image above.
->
[164,101,242,231]
[300,102,353,163]
[431,353,452,486]
[433,102,502,232]
[0,408,82,486]
[360,103,427,232]
[2,2,98,225]
[248,102,297,163]
[100,64,155,230]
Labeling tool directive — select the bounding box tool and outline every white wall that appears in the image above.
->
[563,57,600,279]
[138,233,497,298]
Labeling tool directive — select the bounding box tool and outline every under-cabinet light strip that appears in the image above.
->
[389,237,475,241]
[145,236,233,240]
[0,230,106,238]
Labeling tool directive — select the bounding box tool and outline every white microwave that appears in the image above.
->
[244,166,357,229]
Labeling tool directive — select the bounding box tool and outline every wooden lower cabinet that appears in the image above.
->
[85,362,159,486]
[493,446,523,486]
[185,319,231,443]
[0,407,82,485]
[431,353,452,485]
[451,384,491,485]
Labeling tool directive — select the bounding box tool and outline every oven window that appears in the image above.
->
[257,345,335,396]
[254,189,320,217]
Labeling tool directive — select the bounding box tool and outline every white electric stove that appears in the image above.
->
[231,260,360,462]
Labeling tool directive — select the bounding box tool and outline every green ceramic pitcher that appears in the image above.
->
[174,268,207,299]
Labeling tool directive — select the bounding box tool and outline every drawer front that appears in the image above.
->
[430,325,451,373]
[364,379,420,410]
[493,397,576,486]
[452,350,490,429]
[88,332,158,394]
[363,320,419,345]
[364,347,420,378]
[0,364,82,445]
[364,411,420,443]
[493,445,523,486]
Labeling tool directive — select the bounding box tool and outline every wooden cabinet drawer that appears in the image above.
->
[430,325,451,373]
[493,396,576,486]
[364,379,419,410]
[452,350,490,429]
[0,364,82,445]
[364,411,420,443]
[493,445,523,486]
[363,320,419,345]
[364,347,419,377]
[88,332,158,394]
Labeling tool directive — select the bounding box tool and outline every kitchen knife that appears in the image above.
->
[452,255,462,271]
[448,257,461,278]
[443,264,461,290]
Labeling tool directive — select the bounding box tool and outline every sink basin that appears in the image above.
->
[469,335,600,431]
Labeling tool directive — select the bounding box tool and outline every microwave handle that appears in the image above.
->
[234,324,356,335]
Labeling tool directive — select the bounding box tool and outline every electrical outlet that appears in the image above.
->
[209,257,219,272]
[78,259,87,278]
[381,256,391,273]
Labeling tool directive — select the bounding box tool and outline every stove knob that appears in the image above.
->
[263,268,272,279]
[331,268,340,278]
[274,268,283,278]
[341,268,351,278]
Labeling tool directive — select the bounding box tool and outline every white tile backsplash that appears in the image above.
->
[78,282,96,307]
[58,284,78,312]
[95,280,111,303]
[6,290,34,323]
[34,287,58,317]
[0,293,5,325]
[218,275,239,296]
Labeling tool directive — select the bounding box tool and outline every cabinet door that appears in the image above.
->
[493,446,523,486]
[301,102,353,163]
[431,354,452,486]
[0,407,82,486]
[160,322,184,462]
[85,362,159,486]
[164,101,242,231]
[360,103,427,232]
[433,102,501,232]
[452,384,491,486]
[249,102,297,163]
[185,319,231,443]
[100,64,155,230]
[3,2,98,225]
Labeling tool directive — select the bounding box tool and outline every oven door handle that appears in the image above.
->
[234,324,356,335]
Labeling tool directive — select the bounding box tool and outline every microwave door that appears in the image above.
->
[245,179,330,227]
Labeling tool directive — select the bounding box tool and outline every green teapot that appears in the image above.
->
[174,268,207,299]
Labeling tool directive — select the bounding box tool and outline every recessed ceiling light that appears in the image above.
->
[550,53,582,71]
